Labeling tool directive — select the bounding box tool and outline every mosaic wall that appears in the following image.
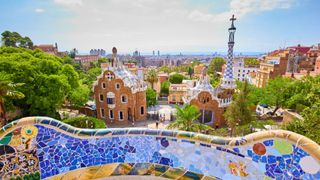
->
[0,117,320,180]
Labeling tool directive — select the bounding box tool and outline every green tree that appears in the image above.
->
[285,75,320,112]
[208,57,225,74]
[146,68,158,89]
[0,46,83,119]
[160,80,170,96]
[159,66,171,73]
[68,84,90,108]
[169,73,185,84]
[63,116,106,129]
[1,31,33,49]
[224,80,254,136]
[69,48,78,58]
[244,58,260,66]
[285,103,320,144]
[0,72,24,125]
[167,104,213,132]
[259,77,292,115]
[146,88,157,107]
[187,66,193,78]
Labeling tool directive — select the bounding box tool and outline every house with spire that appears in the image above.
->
[183,15,237,128]
[93,47,148,125]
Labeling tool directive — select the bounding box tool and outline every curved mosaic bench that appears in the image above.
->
[0,117,319,180]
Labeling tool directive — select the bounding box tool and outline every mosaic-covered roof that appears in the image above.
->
[93,47,147,93]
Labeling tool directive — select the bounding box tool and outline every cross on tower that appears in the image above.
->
[230,14,236,25]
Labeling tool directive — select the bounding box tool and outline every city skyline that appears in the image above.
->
[1,0,319,54]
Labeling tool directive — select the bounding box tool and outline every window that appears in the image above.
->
[119,111,124,120]
[107,72,114,80]
[102,83,106,89]
[109,110,114,119]
[107,92,115,104]
[121,95,127,103]
[140,107,144,115]
[101,108,105,117]
[99,94,104,102]
[107,98,114,104]
[116,83,120,89]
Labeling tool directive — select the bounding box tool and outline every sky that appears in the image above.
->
[0,0,319,55]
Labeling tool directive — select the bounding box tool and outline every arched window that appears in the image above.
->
[140,106,144,115]
[121,95,127,103]
[116,83,120,90]
[119,111,124,121]
[99,94,104,102]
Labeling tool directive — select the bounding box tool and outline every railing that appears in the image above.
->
[0,116,319,180]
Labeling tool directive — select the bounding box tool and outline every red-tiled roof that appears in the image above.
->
[288,46,311,54]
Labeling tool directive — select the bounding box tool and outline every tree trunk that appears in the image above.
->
[230,126,234,137]
[271,106,279,115]
[0,100,7,126]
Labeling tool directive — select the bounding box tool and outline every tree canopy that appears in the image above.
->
[224,80,254,136]
[208,57,225,74]
[1,31,33,49]
[0,46,84,118]
[168,73,185,84]
[146,68,158,89]
[167,104,213,132]
[146,88,157,107]
[63,116,106,129]
[160,80,170,96]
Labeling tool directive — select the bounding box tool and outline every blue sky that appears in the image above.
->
[0,0,319,54]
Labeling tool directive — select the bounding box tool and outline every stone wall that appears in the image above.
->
[0,117,319,180]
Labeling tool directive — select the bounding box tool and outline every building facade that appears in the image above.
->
[93,47,148,125]
[168,84,189,104]
[232,58,259,81]
[253,51,289,87]
[74,55,100,69]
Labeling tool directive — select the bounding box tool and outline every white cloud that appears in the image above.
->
[50,0,295,53]
[54,0,83,7]
[35,8,45,13]
[188,0,295,23]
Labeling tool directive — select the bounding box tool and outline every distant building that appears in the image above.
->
[74,55,99,69]
[90,49,106,57]
[36,43,58,55]
[253,50,289,87]
[315,56,320,74]
[168,80,196,104]
[224,58,259,82]
[193,64,206,78]
[35,43,67,57]
[93,47,147,125]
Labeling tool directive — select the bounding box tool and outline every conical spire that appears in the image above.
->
[221,14,237,89]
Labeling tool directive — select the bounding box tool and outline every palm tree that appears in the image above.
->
[146,68,158,90]
[167,104,213,132]
[0,72,24,125]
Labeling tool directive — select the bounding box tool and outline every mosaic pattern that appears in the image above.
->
[0,117,320,180]
[0,125,40,179]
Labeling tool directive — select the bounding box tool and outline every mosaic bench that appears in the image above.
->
[0,117,319,180]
